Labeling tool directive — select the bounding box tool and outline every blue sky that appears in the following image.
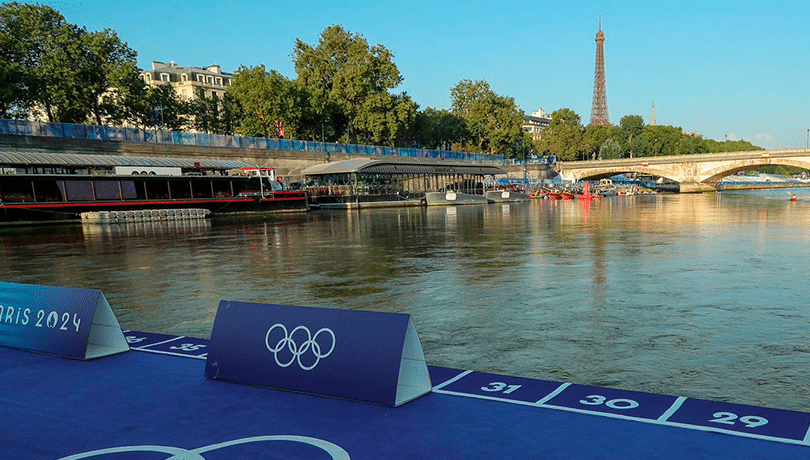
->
[42,0,810,149]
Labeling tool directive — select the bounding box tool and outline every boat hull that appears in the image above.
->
[425,191,489,206]
[484,190,532,203]
[308,192,424,209]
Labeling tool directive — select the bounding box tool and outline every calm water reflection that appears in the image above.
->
[2,189,810,411]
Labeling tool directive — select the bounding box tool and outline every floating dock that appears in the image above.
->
[3,330,809,460]
[80,208,210,224]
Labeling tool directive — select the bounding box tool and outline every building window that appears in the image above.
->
[181,73,188,82]
[160,73,170,82]
[198,75,205,83]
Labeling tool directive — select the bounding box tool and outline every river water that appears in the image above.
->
[2,188,810,412]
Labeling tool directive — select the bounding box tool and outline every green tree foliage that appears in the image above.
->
[186,87,222,134]
[450,79,525,157]
[0,2,141,123]
[638,125,682,156]
[674,134,708,156]
[228,65,307,138]
[0,2,65,118]
[83,29,143,126]
[352,91,418,146]
[537,108,584,160]
[413,107,469,150]
[292,25,413,145]
[142,84,185,131]
[599,137,622,159]
[619,115,645,158]
[580,121,764,159]
[582,123,613,160]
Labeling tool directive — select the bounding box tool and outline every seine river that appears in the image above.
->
[2,189,810,413]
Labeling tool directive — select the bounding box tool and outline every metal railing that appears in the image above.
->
[0,119,505,163]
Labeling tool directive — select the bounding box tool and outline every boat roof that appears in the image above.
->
[301,158,505,176]
[0,150,255,170]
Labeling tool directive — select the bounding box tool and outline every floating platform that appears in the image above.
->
[80,208,210,224]
[3,330,810,459]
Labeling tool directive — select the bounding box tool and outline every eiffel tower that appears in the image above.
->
[589,15,610,126]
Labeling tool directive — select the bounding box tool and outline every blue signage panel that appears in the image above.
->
[543,383,680,421]
[666,397,810,441]
[0,281,129,359]
[205,301,431,406]
[435,370,565,404]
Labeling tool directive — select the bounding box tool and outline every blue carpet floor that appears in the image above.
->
[2,333,810,459]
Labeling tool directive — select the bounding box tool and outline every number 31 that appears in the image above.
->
[481,382,522,394]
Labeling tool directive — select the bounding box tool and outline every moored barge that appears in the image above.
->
[0,152,308,225]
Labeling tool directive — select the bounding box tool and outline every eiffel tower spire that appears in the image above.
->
[589,15,610,126]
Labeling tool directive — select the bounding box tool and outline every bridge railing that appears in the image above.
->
[0,118,505,164]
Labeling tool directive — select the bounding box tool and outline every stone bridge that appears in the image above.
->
[555,148,810,192]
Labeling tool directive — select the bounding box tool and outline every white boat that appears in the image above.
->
[425,190,489,206]
[484,189,532,203]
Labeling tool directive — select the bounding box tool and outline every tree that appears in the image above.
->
[619,115,645,158]
[674,134,708,156]
[140,84,185,131]
[0,2,140,124]
[599,138,623,159]
[353,91,418,146]
[450,79,525,156]
[639,125,682,156]
[582,124,613,160]
[413,107,469,150]
[228,65,308,139]
[0,2,65,118]
[186,87,222,134]
[81,29,142,126]
[293,25,405,144]
[99,57,147,127]
[537,108,584,161]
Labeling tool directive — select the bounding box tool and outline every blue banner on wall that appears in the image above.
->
[205,301,432,406]
[0,282,129,360]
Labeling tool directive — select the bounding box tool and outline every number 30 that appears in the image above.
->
[580,395,640,410]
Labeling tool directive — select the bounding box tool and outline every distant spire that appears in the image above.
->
[650,101,657,126]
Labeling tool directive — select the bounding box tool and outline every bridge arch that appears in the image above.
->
[700,158,810,183]
[574,166,680,183]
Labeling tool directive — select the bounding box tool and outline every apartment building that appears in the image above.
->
[523,108,551,141]
[141,61,233,100]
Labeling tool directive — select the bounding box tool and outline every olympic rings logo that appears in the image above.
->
[56,435,350,459]
[265,323,336,371]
